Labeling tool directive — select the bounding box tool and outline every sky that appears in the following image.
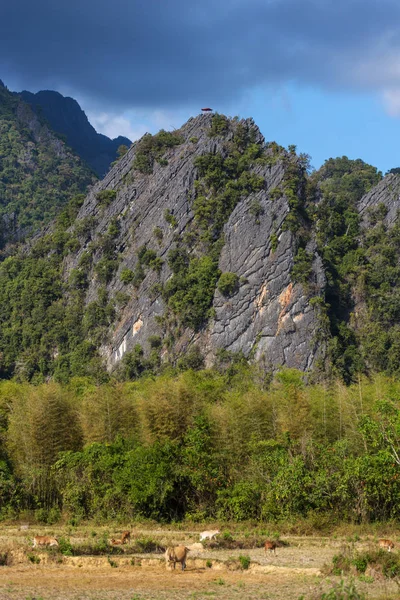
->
[1,0,400,173]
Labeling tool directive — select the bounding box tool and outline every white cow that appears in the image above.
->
[199,529,220,541]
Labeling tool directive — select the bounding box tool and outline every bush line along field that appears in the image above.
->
[1,366,400,525]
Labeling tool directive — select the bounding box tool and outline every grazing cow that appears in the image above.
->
[264,540,277,555]
[32,536,59,548]
[165,545,190,571]
[110,538,124,546]
[379,539,395,552]
[121,531,131,544]
[199,529,220,541]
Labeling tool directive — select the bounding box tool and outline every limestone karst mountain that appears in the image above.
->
[1,110,399,382]
[66,113,326,374]
[19,89,132,177]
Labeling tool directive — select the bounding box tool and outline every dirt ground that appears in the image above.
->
[0,526,399,599]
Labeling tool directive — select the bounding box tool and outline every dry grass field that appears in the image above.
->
[0,524,399,599]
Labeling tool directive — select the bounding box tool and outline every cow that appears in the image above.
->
[199,529,220,541]
[110,538,124,546]
[379,539,395,552]
[264,540,277,555]
[121,531,131,544]
[165,545,190,571]
[32,535,59,548]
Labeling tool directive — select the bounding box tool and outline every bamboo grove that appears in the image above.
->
[1,367,400,525]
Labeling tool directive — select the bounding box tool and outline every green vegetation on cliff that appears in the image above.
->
[308,158,400,380]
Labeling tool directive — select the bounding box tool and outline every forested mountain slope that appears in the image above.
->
[0,81,95,250]
[20,89,132,176]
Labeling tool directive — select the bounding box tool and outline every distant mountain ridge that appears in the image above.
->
[19,90,131,176]
[0,82,95,250]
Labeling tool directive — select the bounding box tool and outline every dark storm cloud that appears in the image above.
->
[1,0,400,109]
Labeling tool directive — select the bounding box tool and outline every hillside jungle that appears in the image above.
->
[1,111,400,527]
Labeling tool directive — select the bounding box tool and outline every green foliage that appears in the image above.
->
[163,254,220,330]
[1,372,400,521]
[270,233,278,253]
[217,272,239,297]
[209,113,229,137]
[176,346,205,371]
[133,130,183,174]
[193,145,264,240]
[96,189,116,207]
[164,209,178,228]
[249,199,264,222]
[291,248,313,285]
[117,144,129,158]
[58,536,73,556]
[238,554,251,570]
[269,187,283,201]
[94,257,119,284]
[309,156,387,380]
[148,335,162,349]
[320,580,365,600]
[153,226,163,243]
[0,85,94,248]
[120,268,135,284]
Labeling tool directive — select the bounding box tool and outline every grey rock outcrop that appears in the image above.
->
[358,173,400,227]
[66,113,326,373]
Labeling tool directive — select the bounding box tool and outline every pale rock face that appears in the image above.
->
[358,173,400,228]
[65,113,326,373]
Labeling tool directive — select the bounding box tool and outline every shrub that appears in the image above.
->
[270,233,279,253]
[148,335,162,349]
[238,554,251,570]
[58,537,73,556]
[249,199,264,222]
[96,190,116,206]
[95,257,119,284]
[120,268,135,284]
[176,346,204,371]
[209,114,229,137]
[134,537,159,553]
[133,130,183,174]
[0,552,8,566]
[27,553,41,564]
[320,579,365,600]
[217,272,239,297]
[114,291,130,307]
[164,209,178,228]
[269,187,282,201]
[153,227,163,243]
[291,248,313,284]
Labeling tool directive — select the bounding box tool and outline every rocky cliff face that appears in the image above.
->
[19,90,131,176]
[358,173,400,227]
[63,113,326,373]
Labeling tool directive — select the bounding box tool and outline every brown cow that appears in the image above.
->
[32,535,59,548]
[110,538,124,546]
[165,545,190,571]
[121,531,131,544]
[379,539,395,552]
[264,540,277,555]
